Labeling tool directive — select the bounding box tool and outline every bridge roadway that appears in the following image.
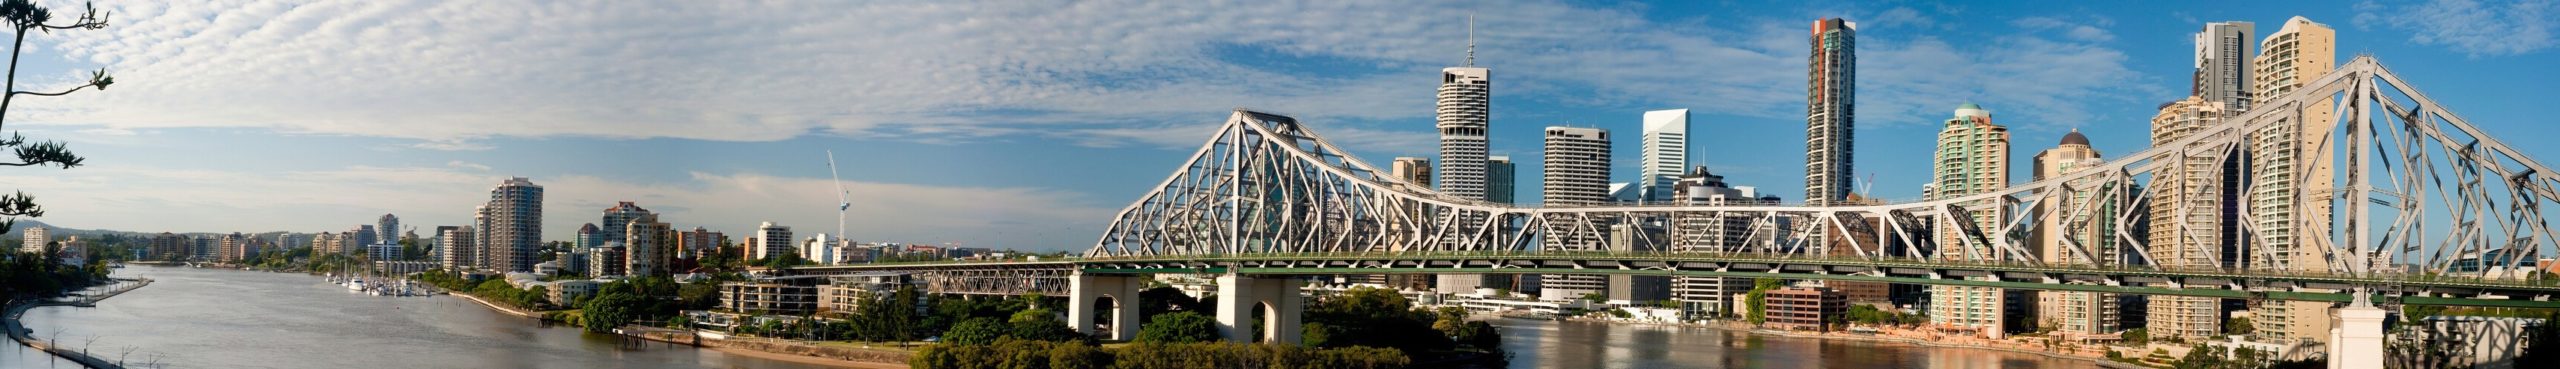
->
[786,252,2560,308]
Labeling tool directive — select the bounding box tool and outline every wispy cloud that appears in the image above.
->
[2355,0,2560,57]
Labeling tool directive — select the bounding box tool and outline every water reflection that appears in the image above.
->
[1492,318,2088,369]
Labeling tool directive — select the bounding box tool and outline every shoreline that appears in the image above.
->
[1553,317,2151,369]
[6,278,154,369]
[442,286,909,368]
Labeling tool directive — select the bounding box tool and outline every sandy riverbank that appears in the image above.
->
[449,292,546,319]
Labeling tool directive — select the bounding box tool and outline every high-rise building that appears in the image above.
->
[1384,157,1436,290]
[2147,95,2228,341]
[217,232,248,262]
[377,214,401,247]
[1539,126,1611,302]
[676,227,724,259]
[600,201,650,242]
[576,223,602,249]
[589,242,627,277]
[2195,22,2256,112]
[753,222,794,261]
[481,177,545,273]
[439,226,474,271]
[18,225,45,253]
[2249,15,2339,346]
[1806,18,1857,208]
[1638,109,1691,203]
[151,232,186,261]
[1437,43,1492,204]
[1391,157,1432,191]
[192,235,217,261]
[625,213,673,276]
[1924,103,2023,338]
[2031,130,2124,336]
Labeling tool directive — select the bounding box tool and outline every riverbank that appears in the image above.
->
[1558,317,2150,368]
[616,325,912,368]
[5,278,154,369]
[449,291,545,319]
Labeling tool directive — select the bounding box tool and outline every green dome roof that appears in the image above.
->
[1957,102,1983,111]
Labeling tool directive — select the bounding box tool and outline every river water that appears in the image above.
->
[8,266,2093,369]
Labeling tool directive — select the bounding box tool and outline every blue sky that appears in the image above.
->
[1,0,2555,252]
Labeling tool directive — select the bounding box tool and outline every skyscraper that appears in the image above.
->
[1925,103,2021,338]
[2248,15,2338,346]
[753,222,794,261]
[2032,130,2124,336]
[434,225,466,269]
[599,201,651,243]
[481,177,545,273]
[1669,166,1781,317]
[2195,21,2256,112]
[1539,126,1611,302]
[1806,18,1857,207]
[1437,68,1491,202]
[1638,109,1690,203]
[1486,156,1516,204]
[2148,96,2228,341]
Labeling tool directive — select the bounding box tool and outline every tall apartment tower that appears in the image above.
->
[1638,109,1691,203]
[436,226,469,269]
[1925,103,2022,338]
[599,201,652,243]
[1538,126,1612,302]
[2249,15,2340,346]
[625,213,673,277]
[2195,22,2256,112]
[2148,96,2229,340]
[2031,130,2124,335]
[753,222,794,261]
[1806,18,1857,208]
[481,177,545,273]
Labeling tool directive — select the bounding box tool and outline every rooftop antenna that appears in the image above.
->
[826,150,850,247]
[1465,13,1477,66]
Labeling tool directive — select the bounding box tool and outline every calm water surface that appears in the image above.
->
[8,266,2096,369]
[4,266,826,369]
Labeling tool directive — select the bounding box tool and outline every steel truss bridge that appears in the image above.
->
[794,57,2560,311]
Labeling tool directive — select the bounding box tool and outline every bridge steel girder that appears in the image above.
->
[1082,55,2560,297]
[787,262,1074,296]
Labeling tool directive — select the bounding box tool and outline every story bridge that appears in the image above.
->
[789,57,2560,358]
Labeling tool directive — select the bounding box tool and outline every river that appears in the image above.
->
[9,266,2095,368]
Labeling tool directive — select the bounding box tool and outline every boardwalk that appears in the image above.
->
[6,278,154,369]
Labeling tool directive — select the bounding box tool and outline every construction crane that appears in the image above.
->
[827,150,851,246]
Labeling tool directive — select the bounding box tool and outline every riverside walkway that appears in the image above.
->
[6,277,154,369]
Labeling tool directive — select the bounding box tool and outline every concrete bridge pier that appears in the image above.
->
[1215,273,1304,344]
[1069,273,1142,341]
[2327,292,2386,369]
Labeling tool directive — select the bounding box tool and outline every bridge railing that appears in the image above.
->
[1075,250,2560,289]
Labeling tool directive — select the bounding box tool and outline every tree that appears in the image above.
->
[1744,279,1781,325]
[2122,327,2150,346]
[943,317,1008,345]
[2224,316,2254,336]
[2523,311,2560,367]
[580,291,642,333]
[0,0,112,235]
[1136,311,1217,343]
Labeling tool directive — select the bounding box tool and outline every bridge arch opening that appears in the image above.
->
[1093,295,1122,339]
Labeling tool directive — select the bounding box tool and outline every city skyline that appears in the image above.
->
[1,1,2555,252]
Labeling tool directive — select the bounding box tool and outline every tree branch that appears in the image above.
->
[9,81,94,97]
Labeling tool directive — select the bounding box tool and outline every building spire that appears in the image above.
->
[1465,13,1476,66]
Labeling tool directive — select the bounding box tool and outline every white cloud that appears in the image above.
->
[5,0,2147,151]
[2355,0,2560,57]
[444,160,490,171]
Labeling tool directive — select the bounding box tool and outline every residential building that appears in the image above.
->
[1638,109,1690,203]
[549,279,600,306]
[440,226,477,271]
[2032,130,2125,336]
[625,213,672,277]
[150,232,186,261]
[2148,95,2230,341]
[192,236,217,261]
[817,272,916,314]
[1925,102,2025,338]
[752,222,793,261]
[589,242,628,277]
[17,225,44,253]
[219,232,249,262]
[2248,16,2339,346]
[676,227,723,259]
[1806,17,1858,257]
[576,223,602,249]
[377,213,400,246]
[1767,287,1848,331]
[720,276,824,315]
[2196,21,2256,112]
[599,201,650,244]
[802,234,842,265]
[1539,126,1611,302]
[481,177,545,273]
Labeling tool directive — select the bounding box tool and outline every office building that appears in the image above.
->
[1925,103,2024,338]
[1669,166,1785,318]
[2195,21,2256,112]
[2149,96,2229,340]
[1487,155,1516,204]
[753,222,794,261]
[576,223,602,249]
[1437,60,1492,203]
[2248,16,2339,346]
[2031,130,2125,336]
[1607,222,1669,304]
[625,213,673,276]
[480,177,545,273]
[352,224,377,249]
[377,214,400,246]
[1383,157,1435,290]
[1539,126,1611,302]
[1638,109,1690,203]
[1767,287,1848,331]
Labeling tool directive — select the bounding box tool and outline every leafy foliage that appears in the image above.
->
[0,0,113,235]
[912,339,1408,369]
[1136,311,1218,343]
